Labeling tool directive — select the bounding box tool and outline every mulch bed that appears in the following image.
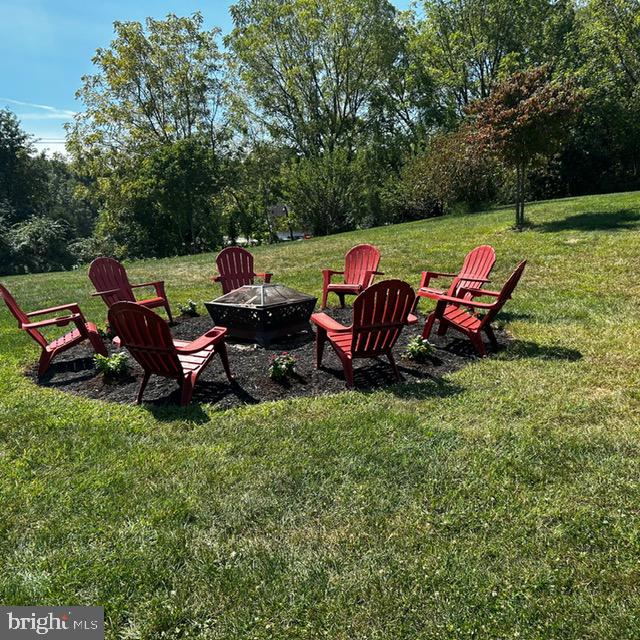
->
[27,308,510,410]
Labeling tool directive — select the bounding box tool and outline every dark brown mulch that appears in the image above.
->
[27,308,510,410]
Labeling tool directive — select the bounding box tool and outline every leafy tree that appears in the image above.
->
[0,109,46,224]
[467,66,584,228]
[227,0,402,156]
[69,13,226,154]
[95,138,222,257]
[418,0,575,111]
[401,130,502,217]
[283,148,368,235]
[8,217,73,273]
[68,13,229,258]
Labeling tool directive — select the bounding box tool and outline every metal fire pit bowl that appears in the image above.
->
[205,283,317,347]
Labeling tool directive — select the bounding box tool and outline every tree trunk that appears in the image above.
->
[515,162,526,230]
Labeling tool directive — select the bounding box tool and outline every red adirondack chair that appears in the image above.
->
[421,261,526,356]
[0,283,107,376]
[312,279,415,388]
[212,247,272,294]
[89,257,173,323]
[321,244,383,308]
[417,245,496,303]
[107,302,233,405]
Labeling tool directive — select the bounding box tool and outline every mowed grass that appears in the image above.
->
[1,192,640,639]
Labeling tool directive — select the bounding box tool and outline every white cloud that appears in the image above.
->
[0,97,76,120]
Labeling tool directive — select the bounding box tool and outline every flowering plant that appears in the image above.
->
[405,336,436,362]
[268,352,296,381]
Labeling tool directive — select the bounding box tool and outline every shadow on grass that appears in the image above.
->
[537,209,640,233]
[145,380,259,423]
[388,374,464,400]
[501,340,582,361]
[496,310,534,323]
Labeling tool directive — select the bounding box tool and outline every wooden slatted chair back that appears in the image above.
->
[344,244,381,287]
[352,280,415,357]
[89,257,135,307]
[479,261,527,328]
[108,302,182,378]
[0,283,48,348]
[216,247,256,294]
[453,245,496,295]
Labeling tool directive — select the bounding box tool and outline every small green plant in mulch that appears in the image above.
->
[94,352,130,382]
[268,352,297,381]
[405,336,436,363]
[178,299,200,317]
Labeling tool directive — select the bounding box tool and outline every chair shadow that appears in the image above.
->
[36,356,98,386]
[537,209,640,233]
[496,310,533,323]
[145,380,259,422]
[500,340,582,361]
[318,360,464,400]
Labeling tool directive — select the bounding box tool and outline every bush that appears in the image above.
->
[283,148,367,235]
[401,131,503,217]
[178,300,199,317]
[404,336,436,363]
[94,352,130,381]
[6,216,73,274]
[268,353,297,381]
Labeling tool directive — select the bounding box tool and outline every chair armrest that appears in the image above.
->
[311,312,351,332]
[254,272,272,280]
[427,293,496,309]
[419,271,458,289]
[23,313,83,329]
[363,270,383,286]
[131,280,163,290]
[211,275,222,283]
[27,303,81,317]
[92,288,121,297]
[407,313,419,325]
[175,328,227,354]
[322,269,344,278]
[459,287,501,298]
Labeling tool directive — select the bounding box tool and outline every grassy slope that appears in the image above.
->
[1,193,639,639]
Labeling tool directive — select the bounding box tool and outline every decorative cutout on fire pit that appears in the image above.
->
[205,284,317,347]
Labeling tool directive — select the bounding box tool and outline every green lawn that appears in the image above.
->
[1,192,640,639]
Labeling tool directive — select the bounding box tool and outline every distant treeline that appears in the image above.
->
[1,0,639,274]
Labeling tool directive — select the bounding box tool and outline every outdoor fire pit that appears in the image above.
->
[205,283,317,347]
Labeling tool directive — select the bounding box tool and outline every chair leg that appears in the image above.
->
[470,332,487,357]
[485,325,498,350]
[37,349,53,377]
[437,320,448,337]
[321,287,329,309]
[136,371,151,404]
[218,341,233,381]
[387,351,401,382]
[180,375,195,406]
[337,293,346,308]
[88,330,108,357]
[342,357,355,389]
[165,302,174,324]
[422,311,437,340]
[315,327,327,368]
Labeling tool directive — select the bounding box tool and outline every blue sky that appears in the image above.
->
[0,0,411,155]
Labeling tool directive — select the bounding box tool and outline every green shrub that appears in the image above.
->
[178,300,199,317]
[268,353,296,381]
[405,336,436,363]
[94,352,130,380]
